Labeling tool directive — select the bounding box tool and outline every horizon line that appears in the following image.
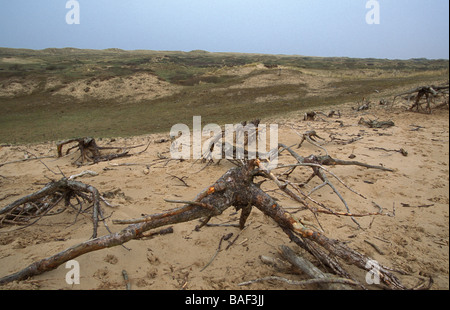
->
[0,46,449,62]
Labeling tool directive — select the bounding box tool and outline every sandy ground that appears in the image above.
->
[53,72,182,102]
[0,100,448,290]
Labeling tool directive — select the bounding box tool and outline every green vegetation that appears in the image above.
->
[0,47,448,144]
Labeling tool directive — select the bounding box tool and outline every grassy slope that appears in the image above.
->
[0,47,448,144]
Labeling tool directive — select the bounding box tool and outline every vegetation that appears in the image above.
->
[0,47,448,144]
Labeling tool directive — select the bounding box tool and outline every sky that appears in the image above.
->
[0,0,448,59]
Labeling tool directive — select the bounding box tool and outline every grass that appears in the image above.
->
[0,47,448,144]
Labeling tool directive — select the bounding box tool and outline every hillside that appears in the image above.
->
[0,48,448,291]
[0,47,448,144]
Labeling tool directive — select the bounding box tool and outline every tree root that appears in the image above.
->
[358,118,395,129]
[0,178,105,238]
[393,84,449,114]
[56,137,150,165]
[0,160,409,289]
[275,142,393,228]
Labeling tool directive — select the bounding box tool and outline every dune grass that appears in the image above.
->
[0,48,448,144]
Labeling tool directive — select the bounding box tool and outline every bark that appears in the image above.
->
[56,137,132,164]
[0,178,102,238]
[393,84,449,113]
[358,118,395,129]
[279,245,353,290]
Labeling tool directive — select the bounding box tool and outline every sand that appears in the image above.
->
[53,72,182,102]
[0,102,448,290]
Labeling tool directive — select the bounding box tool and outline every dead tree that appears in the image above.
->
[56,137,150,165]
[353,97,371,111]
[358,118,395,128]
[0,159,411,289]
[296,130,326,152]
[303,111,340,121]
[198,119,265,167]
[393,84,449,113]
[304,111,318,121]
[0,177,106,238]
[276,143,392,229]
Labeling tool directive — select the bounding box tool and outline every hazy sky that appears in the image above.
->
[0,0,448,59]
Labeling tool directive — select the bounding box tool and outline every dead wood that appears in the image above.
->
[139,226,174,239]
[238,275,357,288]
[0,155,55,168]
[353,98,371,111]
[393,84,449,113]
[56,137,150,165]
[369,147,408,157]
[303,111,318,121]
[0,178,104,238]
[0,160,409,289]
[329,134,363,145]
[364,240,385,255]
[275,143,392,228]
[295,130,326,153]
[303,111,340,121]
[278,245,353,290]
[122,270,131,290]
[358,117,395,129]
[259,255,291,271]
[327,110,341,118]
[198,119,267,167]
[200,233,233,271]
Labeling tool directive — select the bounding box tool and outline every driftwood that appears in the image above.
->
[238,275,357,288]
[296,130,326,151]
[0,178,105,238]
[303,112,318,121]
[369,147,408,157]
[393,84,449,113]
[278,245,353,290]
[353,98,371,111]
[0,159,409,289]
[275,143,393,229]
[198,119,265,167]
[0,156,55,168]
[303,111,341,121]
[56,137,150,165]
[358,118,395,129]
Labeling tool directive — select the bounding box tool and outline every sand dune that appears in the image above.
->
[0,101,448,290]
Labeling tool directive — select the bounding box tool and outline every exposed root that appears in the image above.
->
[0,161,410,289]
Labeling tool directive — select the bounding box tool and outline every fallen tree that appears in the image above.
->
[0,176,106,239]
[56,137,150,165]
[358,117,395,129]
[393,84,449,113]
[2,118,429,289]
[0,157,409,289]
[303,110,341,121]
